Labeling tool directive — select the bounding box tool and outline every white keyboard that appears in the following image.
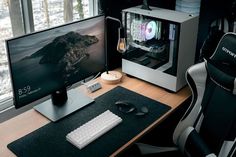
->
[66,110,122,149]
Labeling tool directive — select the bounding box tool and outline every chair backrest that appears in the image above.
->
[173,33,236,157]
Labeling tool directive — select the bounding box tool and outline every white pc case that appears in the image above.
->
[122,6,199,92]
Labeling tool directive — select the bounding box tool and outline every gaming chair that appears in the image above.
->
[136,32,236,157]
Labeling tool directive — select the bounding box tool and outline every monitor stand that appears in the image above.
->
[34,88,94,122]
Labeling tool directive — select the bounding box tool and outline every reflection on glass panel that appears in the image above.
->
[124,12,180,76]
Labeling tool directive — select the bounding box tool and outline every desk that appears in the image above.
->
[0,73,191,157]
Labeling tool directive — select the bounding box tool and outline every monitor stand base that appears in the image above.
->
[34,88,94,122]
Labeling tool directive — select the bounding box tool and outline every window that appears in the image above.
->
[0,0,99,111]
[0,0,14,112]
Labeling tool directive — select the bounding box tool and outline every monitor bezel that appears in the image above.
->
[6,14,105,109]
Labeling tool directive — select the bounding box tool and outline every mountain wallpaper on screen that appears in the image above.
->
[23,31,99,81]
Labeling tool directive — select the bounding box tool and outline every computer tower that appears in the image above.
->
[122,6,199,92]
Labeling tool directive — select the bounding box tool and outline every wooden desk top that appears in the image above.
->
[0,73,191,157]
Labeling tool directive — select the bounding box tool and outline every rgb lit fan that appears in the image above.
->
[145,21,157,40]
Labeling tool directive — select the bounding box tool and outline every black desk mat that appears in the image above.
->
[8,86,171,157]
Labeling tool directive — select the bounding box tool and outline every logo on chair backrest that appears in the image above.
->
[222,47,236,59]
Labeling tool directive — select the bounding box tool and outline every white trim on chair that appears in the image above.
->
[218,138,236,157]
[173,62,207,144]
[206,153,217,157]
[177,126,194,153]
[195,111,204,132]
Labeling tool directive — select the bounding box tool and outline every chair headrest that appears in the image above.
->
[205,33,236,94]
[206,60,236,95]
[210,33,236,68]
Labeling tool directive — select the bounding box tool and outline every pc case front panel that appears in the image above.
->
[175,16,199,90]
[122,6,198,92]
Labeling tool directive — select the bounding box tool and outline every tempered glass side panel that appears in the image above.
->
[123,12,180,76]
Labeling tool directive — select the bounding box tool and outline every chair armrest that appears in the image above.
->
[180,126,217,157]
[136,143,178,155]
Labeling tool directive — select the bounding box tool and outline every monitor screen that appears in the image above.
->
[7,15,105,110]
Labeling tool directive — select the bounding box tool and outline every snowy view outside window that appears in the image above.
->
[0,0,96,108]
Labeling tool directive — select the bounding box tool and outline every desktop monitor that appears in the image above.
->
[6,15,105,121]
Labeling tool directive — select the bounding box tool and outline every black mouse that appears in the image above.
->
[135,106,149,116]
[115,100,136,113]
